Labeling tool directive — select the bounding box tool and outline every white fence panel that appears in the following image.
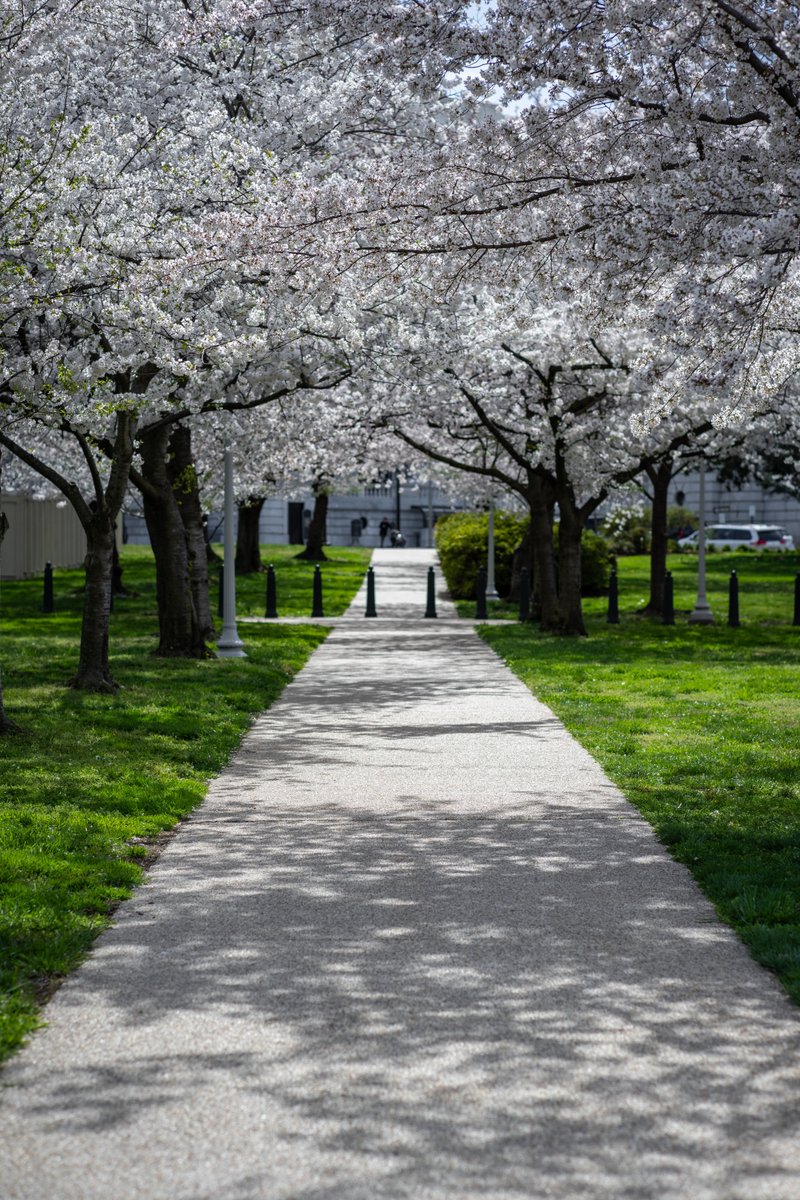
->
[0,493,86,580]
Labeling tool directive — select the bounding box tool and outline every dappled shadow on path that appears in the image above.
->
[7,806,800,1199]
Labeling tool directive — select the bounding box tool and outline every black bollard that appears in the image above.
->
[365,566,377,617]
[42,561,54,613]
[662,570,675,625]
[794,573,800,627]
[217,563,225,619]
[518,567,530,622]
[265,563,278,618]
[728,570,740,628]
[475,565,488,620]
[311,563,324,617]
[424,566,437,618]
[607,568,619,624]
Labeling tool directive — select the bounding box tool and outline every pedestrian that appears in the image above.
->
[379,518,391,547]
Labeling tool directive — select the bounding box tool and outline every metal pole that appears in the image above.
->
[311,563,324,618]
[424,566,437,618]
[607,568,619,624]
[365,566,378,617]
[42,561,54,613]
[427,479,434,549]
[475,565,488,620]
[486,495,499,599]
[728,570,740,628]
[663,570,675,625]
[265,563,278,618]
[395,471,401,532]
[217,447,247,657]
[688,461,714,625]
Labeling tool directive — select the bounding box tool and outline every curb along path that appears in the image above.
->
[1,549,799,1199]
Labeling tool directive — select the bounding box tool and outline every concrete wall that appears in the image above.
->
[0,492,87,580]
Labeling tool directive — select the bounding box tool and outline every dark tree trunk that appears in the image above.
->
[139,425,211,658]
[530,479,559,631]
[166,425,215,639]
[295,486,329,561]
[69,515,118,691]
[112,542,132,596]
[555,498,587,637]
[511,479,559,630]
[1,407,138,694]
[235,497,266,574]
[644,458,673,616]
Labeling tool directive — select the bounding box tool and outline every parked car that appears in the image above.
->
[677,524,796,551]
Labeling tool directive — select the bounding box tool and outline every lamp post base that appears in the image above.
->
[217,630,247,658]
[688,604,714,625]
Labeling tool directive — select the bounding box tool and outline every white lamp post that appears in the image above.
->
[486,493,499,599]
[217,446,247,658]
[688,460,714,625]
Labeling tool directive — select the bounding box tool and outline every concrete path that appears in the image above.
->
[2,549,799,1199]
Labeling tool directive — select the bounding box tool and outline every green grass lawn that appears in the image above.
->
[479,551,800,1005]
[0,544,370,1063]
[209,543,373,618]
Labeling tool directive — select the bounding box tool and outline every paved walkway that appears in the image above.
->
[2,550,799,1199]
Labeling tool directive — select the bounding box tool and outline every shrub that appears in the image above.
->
[436,511,612,598]
[435,510,528,598]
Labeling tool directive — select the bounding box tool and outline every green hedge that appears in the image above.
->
[435,510,527,598]
[436,511,611,598]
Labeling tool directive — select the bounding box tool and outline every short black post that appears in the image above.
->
[365,566,377,617]
[475,565,488,620]
[607,569,619,624]
[311,564,324,618]
[265,563,278,618]
[217,564,224,619]
[794,573,800,626]
[424,566,437,618]
[662,570,675,625]
[518,568,530,622]
[728,570,740,628]
[42,561,54,613]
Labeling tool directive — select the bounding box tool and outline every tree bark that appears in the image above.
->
[70,513,117,691]
[555,497,587,637]
[235,496,266,573]
[1,406,140,692]
[510,479,559,630]
[530,478,560,631]
[139,424,212,658]
[166,425,215,639]
[295,484,329,561]
[643,457,673,616]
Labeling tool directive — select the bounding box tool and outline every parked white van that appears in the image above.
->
[677,525,795,551]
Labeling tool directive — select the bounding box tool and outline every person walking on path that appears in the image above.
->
[1,548,799,1200]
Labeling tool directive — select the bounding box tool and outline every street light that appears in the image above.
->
[688,460,714,626]
[486,493,500,600]
[217,446,247,658]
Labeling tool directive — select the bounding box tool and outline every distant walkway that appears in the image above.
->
[2,550,799,1199]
